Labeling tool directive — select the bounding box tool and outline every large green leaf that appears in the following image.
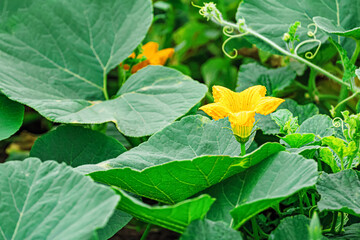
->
[0,94,24,140]
[236,0,358,53]
[0,0,207,137]
[78,115,284,204]
[317,170,360,216]
[30,125,126,167]
[236,62,296,96]
[114,189,214,233]
[204,152,318,228]
[180,219,243,240]
[269,215,310,240]
[0,158,119,240]
[314,16,360,40]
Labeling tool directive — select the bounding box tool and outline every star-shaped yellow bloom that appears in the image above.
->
[200,85,285,139]
[125,42,174,73]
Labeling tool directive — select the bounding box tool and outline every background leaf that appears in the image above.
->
[269,215,310,240]
[201,58,237,90]
[236,0,359,54]
[30,125,126,167]
[298,114,335,139]
[0,158,119,240]
[237,62,296,96]
[0,94,24,141]
[256,99,319,135]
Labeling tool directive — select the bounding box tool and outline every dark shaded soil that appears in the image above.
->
[111,227,180,240]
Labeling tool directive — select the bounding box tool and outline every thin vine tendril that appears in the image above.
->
[294,23,321,59]
[221,27,249,59]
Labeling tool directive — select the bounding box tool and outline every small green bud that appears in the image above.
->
[283,33,291,42]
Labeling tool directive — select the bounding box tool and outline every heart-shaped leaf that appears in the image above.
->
[0,0,207,137]
[78,115,284,204]
[0,158,119,240]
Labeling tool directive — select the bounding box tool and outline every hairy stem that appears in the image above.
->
[350,40,360,64]
[308,68,318,100]
[330,212,338,234]
[218,20,349,88]
[333,92,360,114]
[240,142,246,156]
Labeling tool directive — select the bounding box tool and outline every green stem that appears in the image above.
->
[140,223,152,240]
[330,212,338,234]
[311,193,316,206]
[340,156,344,170]
[103,72,109,100]
[251,218,259,240]
[308,68,318,99]
[317,94,339,101]
[333,92,360,115]
[240,142,246,156]
[299,192,304,214]
[303,192,311,207]
[337,212,344,234]
[350,40,360,64]
[294,81,309,91]
[347,155,355,169]
[337,86,349,116]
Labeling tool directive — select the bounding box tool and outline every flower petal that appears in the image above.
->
[199,102,231,120]
[212,85,243,112]
[228,111,256,127]
[150,48,175,65]
[238,85,267,111]
[228,111,255,138]
[255,97,285,115]
[141,42,159,59]
[131,59,150,73]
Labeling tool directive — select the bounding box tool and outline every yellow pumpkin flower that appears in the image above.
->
[200,85,285,140]
[124,42,174,73]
